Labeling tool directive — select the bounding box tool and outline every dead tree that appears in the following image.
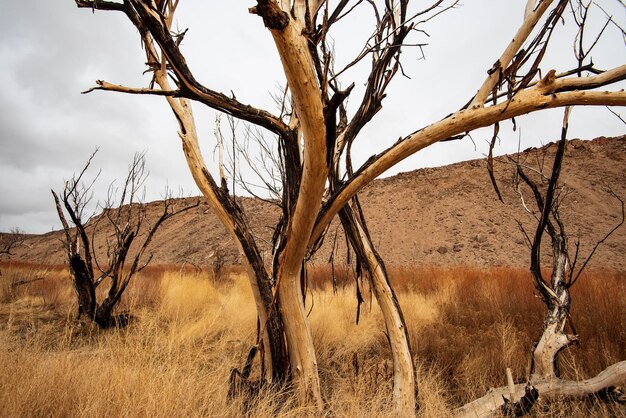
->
[457,108,626,417]
[72,0,625,414]
[0,228,24,282]
[0,228,24,258]
[52,150,198,328]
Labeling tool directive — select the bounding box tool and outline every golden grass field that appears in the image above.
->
[0,262,624,417]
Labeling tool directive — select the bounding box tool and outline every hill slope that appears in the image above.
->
[7,136,626,270]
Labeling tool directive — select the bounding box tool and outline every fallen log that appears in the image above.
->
[457,361,626,418]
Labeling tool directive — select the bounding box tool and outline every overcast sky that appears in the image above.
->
[1,1,624,233]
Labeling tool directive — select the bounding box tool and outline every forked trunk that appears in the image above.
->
[457,212,621,417]
[259,4,328,407]
[69,256,127,329]
[459,125,626,417]
[531,240,575,381]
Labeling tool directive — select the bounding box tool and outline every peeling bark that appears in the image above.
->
[154,63,289,383]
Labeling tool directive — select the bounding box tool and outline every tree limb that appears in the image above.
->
[471,0,558,107]
[82,80,180,96]
[312,83,626,246]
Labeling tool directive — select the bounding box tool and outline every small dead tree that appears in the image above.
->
[0,228,24,287]
[52,150,198,328]
[458,108,626,417]
[0,228,24,258]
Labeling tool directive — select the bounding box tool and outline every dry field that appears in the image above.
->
[0,262,624,417]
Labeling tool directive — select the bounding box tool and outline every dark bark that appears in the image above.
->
[69,254,96,318]
[501,385,539,417]
[54,152,195,329]
[252,1,290,30]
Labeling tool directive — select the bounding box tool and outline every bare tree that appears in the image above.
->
[0,228,25,286]
[72,0,625,414]
[52,150,198,328]
[0,228,24,258]
[458,108,626,416]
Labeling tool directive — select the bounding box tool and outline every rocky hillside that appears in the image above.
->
[6,136,626,271]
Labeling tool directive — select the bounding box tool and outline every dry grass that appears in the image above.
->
[0,262,624,417]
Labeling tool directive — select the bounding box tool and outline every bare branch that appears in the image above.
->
[214,114,229,190]
[75,0,125,12]
[471,0,558,107]
[569,190,625,287]
[487,122,504,202]
[606,106,626,124]
[127,0,290,137]
[82,80,180,96]
[312,84,626,246]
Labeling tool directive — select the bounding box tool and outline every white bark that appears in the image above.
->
[457,361,626,418]
[277,273,322,405]
[531,319,574,381]
[506,368,515,401]
[213,114,227,187]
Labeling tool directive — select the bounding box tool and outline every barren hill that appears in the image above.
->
[7,136,626,271]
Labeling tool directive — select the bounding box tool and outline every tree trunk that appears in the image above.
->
[93,299,116,328]
[361,244,416,416]
[259,3,328,407]
[340,207,416,416]
[152,68,290,383]
[69,254,95,319]
[530,236,576,381]
[277,266,322,407]
[239,251,289,384]
[459,127,626,417]
[530,311,576,382]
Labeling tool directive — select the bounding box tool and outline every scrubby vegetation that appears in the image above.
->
[0,262,624,417]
